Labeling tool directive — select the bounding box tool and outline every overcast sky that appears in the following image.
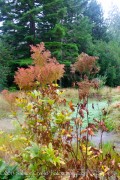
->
[97,0,120,17]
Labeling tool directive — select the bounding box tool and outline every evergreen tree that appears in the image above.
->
[89,40,120,86]
[84,0,107,41]
[40,0,66,41]
[63,0,93,53]
[0,0,42,58]
[0,39,13,89]
[39,0,80,68]
[0,0,114,87]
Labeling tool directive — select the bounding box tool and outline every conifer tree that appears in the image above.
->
[0,0,42,57]
[84,0,107,40]
[0,39,13,88]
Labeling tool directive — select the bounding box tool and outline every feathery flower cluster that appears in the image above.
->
[14,42,64,90]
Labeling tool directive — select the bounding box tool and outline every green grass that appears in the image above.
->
[102,142,120,157]
[104,101,120,132]
[102,142,120,176]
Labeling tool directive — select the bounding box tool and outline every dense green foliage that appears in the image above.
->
[0,40,13,89]
[0,0,120,87]
[0,159,25,179]
[89,40,120,86]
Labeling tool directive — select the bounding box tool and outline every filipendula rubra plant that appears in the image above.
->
[69,53,120,179]
[14,42,64,90]
[12,87,67,179]
[11,43,67,179]
[2,47,120,179]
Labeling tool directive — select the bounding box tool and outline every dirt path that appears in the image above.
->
[0,118,15,131]
[90,130,120,153]
[0,118,120,153]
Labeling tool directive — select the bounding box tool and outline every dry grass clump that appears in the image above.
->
[90,86,112,99]
[61,88,79,103]
[89,86,120,101]
[111,87,120,101]
[61,86,120,102]
[105,101,120,131]
[61,87,120,109]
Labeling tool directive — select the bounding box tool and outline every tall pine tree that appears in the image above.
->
[0,0,42,57]
[84,0,107,41]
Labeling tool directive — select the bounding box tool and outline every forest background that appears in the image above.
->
[0,0,120,89]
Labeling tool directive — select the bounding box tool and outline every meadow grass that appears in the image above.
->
[61,88,79,103]
[0,93,26,163]
[102,142,120,176]
[102,142,120,157]
[90,87,120,131]
[0,123,26,164]
[61,86,114,102]
[0,95,11,119]
[104,101,120,131]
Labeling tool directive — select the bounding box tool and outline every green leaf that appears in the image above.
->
[26,142,40,159]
